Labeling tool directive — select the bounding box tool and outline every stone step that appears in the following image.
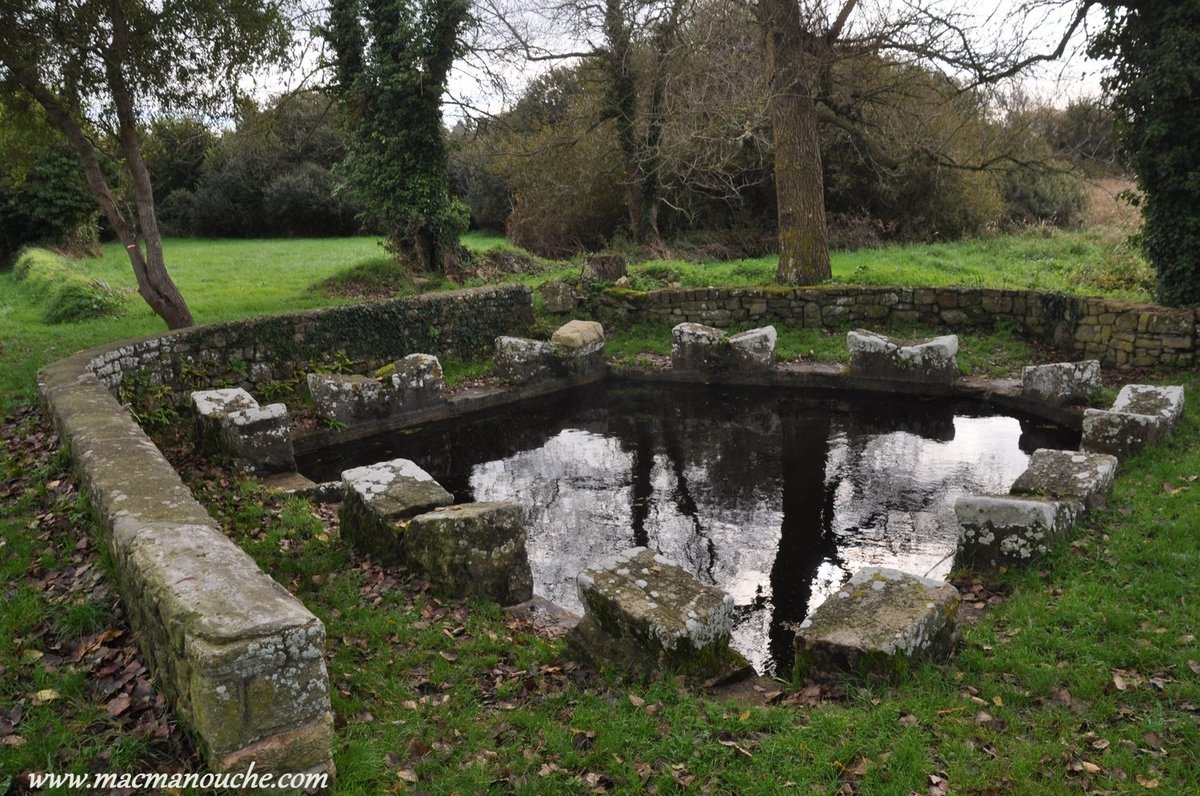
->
[794,567,960,682]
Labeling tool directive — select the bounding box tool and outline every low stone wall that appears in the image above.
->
[592,286,1197,368]
[88,285,534,395]
[36,286,535,777]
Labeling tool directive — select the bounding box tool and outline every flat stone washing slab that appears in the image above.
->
[1021,360,1100,404]
[339,458,454,562]
[406,502,533,605]
[1113,384,1186,430]
[955,494,1082,564]
[1009,449,1118,511]
[551,319,605,351]
[569,547,742,676]
[794,567,960,681]
[847,329,959,383]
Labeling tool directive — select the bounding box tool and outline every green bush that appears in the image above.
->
[14,248,127,323]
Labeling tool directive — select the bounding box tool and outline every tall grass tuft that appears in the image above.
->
[13,248,127,324]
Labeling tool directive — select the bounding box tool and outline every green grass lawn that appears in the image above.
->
[1,231,1196,793]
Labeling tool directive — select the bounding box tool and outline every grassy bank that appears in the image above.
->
[1,231,1195,792]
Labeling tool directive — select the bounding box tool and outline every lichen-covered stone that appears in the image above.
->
[307,373,389,426]
[219,403,296,474]
[581,253,627,283]
[1009,449,1118,511]
[191,387,258,450]
[539,280,578,313]
[955,494,1082,564]
[793,567,960,682]
[1021,360,1100,404]
[406,502,533,605]
[1112,384,1186,431]
[1080,408,1164,458]
[671,323,727,372]
[569,547,741,676]
[728,326,778,370]
[493,336,564,383]
[388,353,446,409]
[847,329,959,383]
[339,458,454,562]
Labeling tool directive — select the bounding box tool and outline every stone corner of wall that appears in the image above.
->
[37,346,334,777]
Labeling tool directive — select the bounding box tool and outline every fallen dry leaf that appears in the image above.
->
[898,713,919,727]
[628,693,645,708]
[1136,775,1159,789]
[33,689,60,705]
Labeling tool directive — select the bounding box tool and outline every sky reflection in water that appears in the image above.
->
[303,383,1077,675]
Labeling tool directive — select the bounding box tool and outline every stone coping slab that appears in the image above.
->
[1009,449,1118,511]
[37,351,333,776]
[406,502,534,605]
[1081,408,1164,458]
[794,567,960,681]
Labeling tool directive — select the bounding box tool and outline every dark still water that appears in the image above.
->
[300,383,1078,675]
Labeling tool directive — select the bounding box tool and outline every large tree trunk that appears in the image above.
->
[759,0,831,285]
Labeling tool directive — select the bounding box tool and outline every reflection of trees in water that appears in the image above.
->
[769,408,843,671]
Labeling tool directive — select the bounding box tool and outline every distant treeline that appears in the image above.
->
[2,74,1119,264]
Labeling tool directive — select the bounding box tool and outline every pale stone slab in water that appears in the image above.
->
[406,501,533,605]
[1009,448,1118,511]
[570,547,740,675]
[340,458,454,562]
[847,329,959,383]
[219,403,295,474]
[1081,408,1164,458]
[1113,384,1186,430]
[955,494,1082,564]
[793,567,960,681]
[1021,360,1100,404]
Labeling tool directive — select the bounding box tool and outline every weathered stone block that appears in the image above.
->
[955,495,1082,564]
[539,280,578,313]
[569,547,741,676]
[1021,360,1100,404]
[671,323,726,371]
[1080,408,1163,458]
[552,319,604,350]
[581,254,627,283]
[494,336,563,383]
[387,353,446,410]
[671,322,777,373]
[191,387,258,450]
[727,326,778,370]
[306,373,389,426]
[1112,384,1186,431]
[847,329,959,383]
[340,459,454,562]
[794,567,960,682]
[1009,449,1118,511]
[219,403,295,474]
[407,502,533,605]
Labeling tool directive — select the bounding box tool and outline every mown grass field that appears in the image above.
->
[1,231,1196,793]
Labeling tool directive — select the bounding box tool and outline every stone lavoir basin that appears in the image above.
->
[299,382,1078,676]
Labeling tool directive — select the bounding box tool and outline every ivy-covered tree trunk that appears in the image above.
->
[328,0,472,275]
[1092,2,1200,307]
[759,0,831,285]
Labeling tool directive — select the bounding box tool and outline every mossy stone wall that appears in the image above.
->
[593,286,1197,369]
